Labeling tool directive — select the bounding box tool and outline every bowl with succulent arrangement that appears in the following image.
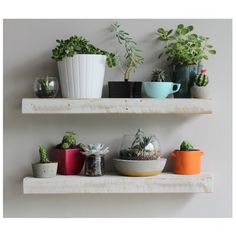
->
[156,24,216,98]
[34,76,59,98]
[52,35,117,98]
[82,144,109,176]
[143,68,181,98]
[108,22,144,98]
[113,129,166,177]
[171,140,204,175]
[32,145,58,178]
[51,132,85,175]
[191,69,211,98]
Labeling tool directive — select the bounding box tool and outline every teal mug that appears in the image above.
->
[143,82,181,98]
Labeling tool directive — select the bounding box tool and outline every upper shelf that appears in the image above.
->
[22,98,212,114]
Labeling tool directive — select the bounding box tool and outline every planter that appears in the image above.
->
[173,64,201,98]
[58,54,106,98]
[113,158,166,177]
[84,155,105,176]
[143,82,181,98]
[191,86,211,99]
[171,150,203,175]
[32,162,58,178]
[51,149,85,175]
[34,77,59,98]
[108,81,142,98]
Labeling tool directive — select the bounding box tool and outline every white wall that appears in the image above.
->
[3,19,232,217]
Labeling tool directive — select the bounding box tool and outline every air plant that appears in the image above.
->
[82,144,109,157]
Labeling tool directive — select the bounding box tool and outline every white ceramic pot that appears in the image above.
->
[58,54,106,98]
[113,158,167,177]
[191,86,211,99]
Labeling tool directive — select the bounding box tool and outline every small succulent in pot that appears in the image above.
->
[32,145,58,178]
[151,68,166,82]
[82,144,109,176]
[51,132,85,175]
[34,76,59,98]
[191,69,211,98]
[119,129,161,160]
[171,140,203,175]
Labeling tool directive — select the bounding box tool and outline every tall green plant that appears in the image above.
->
[52,35,117,68]
[111,22,144,81]
[156,24,216,65]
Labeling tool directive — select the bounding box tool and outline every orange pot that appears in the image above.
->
[171,150,203,175]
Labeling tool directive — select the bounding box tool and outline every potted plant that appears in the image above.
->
[156,24,216,98]
[143,68,181,98]
[52,35,117,98]
[32,145,58,178]
[51,132,85,175]
[33,76,59,98]
[191,69,211,98]
[113,129,166,176]
[171,140,204,175]
[82,144,109,176]
[108,22,144,98]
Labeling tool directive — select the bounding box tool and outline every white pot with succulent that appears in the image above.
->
[191,69,211,98]
[52,36,117,98]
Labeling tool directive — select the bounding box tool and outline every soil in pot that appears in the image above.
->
[84,155,105,176]
[35,90,58,98]
[108,81,142,98]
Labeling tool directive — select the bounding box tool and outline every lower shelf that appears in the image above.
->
[23,173,213,194]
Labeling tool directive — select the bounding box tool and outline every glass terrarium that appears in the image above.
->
[34,76,59,98]
[119,129,161,160]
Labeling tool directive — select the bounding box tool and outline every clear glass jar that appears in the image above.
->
[119,129,161,160]
[84,155,105,176]
[34,76,59,98]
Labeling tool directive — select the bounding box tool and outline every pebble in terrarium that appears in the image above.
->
[119,129,161,160]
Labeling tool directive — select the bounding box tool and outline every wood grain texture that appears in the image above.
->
[22,98,212,114]
[23,173,213,194]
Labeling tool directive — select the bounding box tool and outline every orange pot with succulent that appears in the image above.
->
[171,141,203,175]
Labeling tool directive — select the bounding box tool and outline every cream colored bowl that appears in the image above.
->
[113,158,167,177]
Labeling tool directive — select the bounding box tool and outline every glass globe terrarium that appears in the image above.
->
[34,76,59,98]
[119,129,161,160]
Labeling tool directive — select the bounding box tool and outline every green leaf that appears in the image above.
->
[208,49,216,54]
[206,45,213,48]
[187,25,193,32]
[177,24,184,30]
[157,28,165,33]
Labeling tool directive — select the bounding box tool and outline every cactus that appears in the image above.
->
[151,69,166,82]
[82,144,109,156]
[180,141,194,151]
[59,132,77,149]
[195,69,209,87]
[39,145,50,163]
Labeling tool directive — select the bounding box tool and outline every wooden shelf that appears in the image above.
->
[23,172,213,194]
[22,98,212,114]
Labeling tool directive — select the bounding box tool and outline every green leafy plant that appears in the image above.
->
[38,76,53,92]
[180,141,194,151]
[56,132,85,150]
[82,144,109,156]
[156,24,216,65]
[52,35,117,68]
[151,68,166,82]
[111,22,144,81]
[120,129,161,160]
[39,145,50,163]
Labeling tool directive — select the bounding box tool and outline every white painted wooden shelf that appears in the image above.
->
[23,173,213,194]
[22,98,212,114]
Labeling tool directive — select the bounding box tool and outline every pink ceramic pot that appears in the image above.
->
[51,149,85,175]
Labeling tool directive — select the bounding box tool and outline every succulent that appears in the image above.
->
[39,145,50,163]
[111,22,144,81]
[56,132,86,150]
[180,141,194,151]
[38,76,52,92]
[151,69,166,82]
[120,129,161,160]
[195,69,209,87]
[82,144,109,156]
